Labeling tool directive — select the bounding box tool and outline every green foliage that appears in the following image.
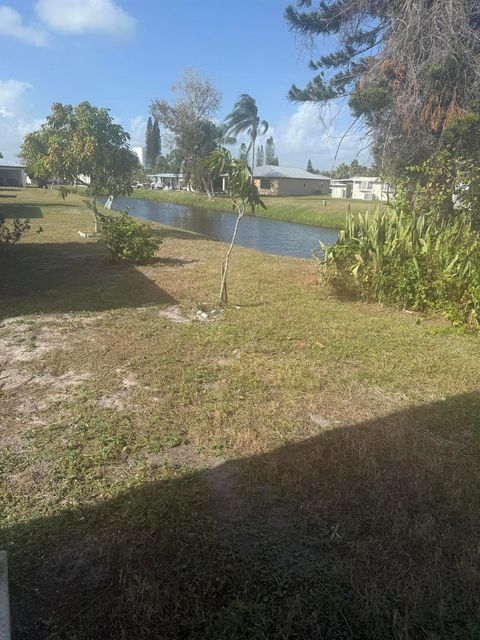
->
[22,102,138,199]
[285,0,480,178]
[265,136,279,165]
[322,207,480,326]
[224,94,268,171]
[97,211,162,264]
[208,149,266,214]
[256,144,265,167]
[0,216,30,248]
[145,117,161,171]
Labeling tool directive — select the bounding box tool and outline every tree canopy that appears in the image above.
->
[285,0,480,176]
[224,94,268,173]
[150,69,222,197]
[22,101,138,203]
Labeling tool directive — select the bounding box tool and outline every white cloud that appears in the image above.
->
[274,103,370,169]
[0,6,48,46]
[0,80,43,159]
[35,0,136,38]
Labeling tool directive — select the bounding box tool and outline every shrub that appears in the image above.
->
[0,217,30,248]
[97,211,162,264]
[321,207,480,326]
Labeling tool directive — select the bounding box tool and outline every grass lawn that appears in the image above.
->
[1,187,480,639]
[130,188,382,229]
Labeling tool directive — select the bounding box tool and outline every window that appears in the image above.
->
[363,193,373,200]
[360,181,374,191]
[260,178,273,190]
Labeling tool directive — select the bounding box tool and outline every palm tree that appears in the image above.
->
[224,94,268,175]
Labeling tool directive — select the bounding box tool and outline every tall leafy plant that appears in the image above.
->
[208,149,266,305]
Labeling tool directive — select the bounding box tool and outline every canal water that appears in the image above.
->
[105,196,339,259]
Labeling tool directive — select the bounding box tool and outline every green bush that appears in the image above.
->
[321,208,480,326]
[0,216,30,248]
[97,211,162,264]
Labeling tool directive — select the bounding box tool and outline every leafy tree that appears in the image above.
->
[22,101,139,229]
[265,136,278,165]
[224,94,268,175]
[256,144,265,167]
[151,69,222,198]
[306,159,314,172]
[285,0,480,177]
[208,149,266,305]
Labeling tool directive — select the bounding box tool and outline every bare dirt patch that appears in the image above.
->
[0,313,100,363]
[97,368,150,412]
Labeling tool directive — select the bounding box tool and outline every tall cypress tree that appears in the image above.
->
[256,145,265,166]
[306,159,314,173]
[265,136,279,166]
[152,119,161,165]
[145,117,154,170]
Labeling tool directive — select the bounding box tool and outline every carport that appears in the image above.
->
[0,159,27,188]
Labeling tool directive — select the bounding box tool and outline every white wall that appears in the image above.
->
[351,178,393,201]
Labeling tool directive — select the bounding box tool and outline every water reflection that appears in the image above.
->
[104,196,339,259]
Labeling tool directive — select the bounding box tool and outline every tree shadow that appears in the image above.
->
[4,393,480,639]
[0,242,176,318]
[0,204,43,219]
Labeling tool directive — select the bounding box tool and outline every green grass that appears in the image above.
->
[1,187,480,639]
[130,188,382,229]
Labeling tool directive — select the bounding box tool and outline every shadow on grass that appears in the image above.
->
[0,242,176,318]
[0,204,43,219]
[4,393,480,639]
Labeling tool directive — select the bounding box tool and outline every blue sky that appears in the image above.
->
[0,0,368,169]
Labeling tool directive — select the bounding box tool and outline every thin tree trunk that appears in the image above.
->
[91,194,99,234]
[251,131,256,179]
[219,204,244,305]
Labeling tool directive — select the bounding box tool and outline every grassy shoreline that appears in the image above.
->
[1,187,480,639]
[128,188,382,229]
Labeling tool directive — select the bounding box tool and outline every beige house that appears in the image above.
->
[253,165,330,197]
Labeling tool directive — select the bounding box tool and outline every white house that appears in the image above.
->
[352,176,394,201]
[331,176,395,201]
[330,179,352,199]
[0,159,27,188]
[253,165,331,196]
[146,173,186,189]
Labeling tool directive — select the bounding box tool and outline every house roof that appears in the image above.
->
[351,176,380,182]
[0,158,26,169]
[253,165,331,181]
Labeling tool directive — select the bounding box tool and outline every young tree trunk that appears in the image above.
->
[219,204,244,306]
[91,194,99,234]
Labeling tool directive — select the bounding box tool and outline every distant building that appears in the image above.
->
[0,158,27,188]
[331,180,352,199]
[147,173,186,189]
[253,165,330,197]
[133,146,145,167]
[331,176,395,201]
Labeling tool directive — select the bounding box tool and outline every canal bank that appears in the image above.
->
[128,189,363,229]
[104,196,339,259]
